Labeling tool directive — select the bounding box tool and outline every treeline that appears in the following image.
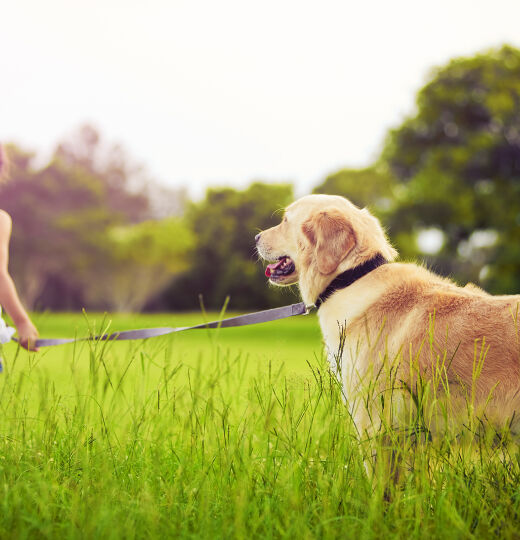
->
[3,127,192,312]
[3,45,520,312]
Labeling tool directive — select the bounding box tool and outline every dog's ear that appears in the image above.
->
[302,209,355,275]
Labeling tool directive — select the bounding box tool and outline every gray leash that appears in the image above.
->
[11,302,312,348]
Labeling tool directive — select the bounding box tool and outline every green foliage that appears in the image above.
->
[313,166,396,216]
[110,218,193,271]
[2,146,116,309]
[1,138,188,311]
[382,46,520,291]
[161,182,296,310]
[106,219,194,311]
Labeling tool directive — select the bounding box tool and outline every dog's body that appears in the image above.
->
[256,194,520,436]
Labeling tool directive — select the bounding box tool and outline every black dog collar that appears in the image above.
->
[315,253,387,309]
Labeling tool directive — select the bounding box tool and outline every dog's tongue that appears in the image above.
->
[265,259,284,277]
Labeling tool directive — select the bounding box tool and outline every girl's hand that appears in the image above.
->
[16,319,39,351]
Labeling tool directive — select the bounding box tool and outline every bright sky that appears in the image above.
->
[2,0,520,197]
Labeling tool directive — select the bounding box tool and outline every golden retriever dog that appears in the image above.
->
[256,194,520,440]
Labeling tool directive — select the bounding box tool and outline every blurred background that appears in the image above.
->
[1,0,520,312]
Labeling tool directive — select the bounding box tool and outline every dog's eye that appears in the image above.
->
[283,216,288,223]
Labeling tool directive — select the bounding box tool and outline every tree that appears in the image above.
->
[382,45,520,292]
[104,218,194,312]
[55,124,150,223]
[2,145,116,309]
[313,166,396,215]
[2,140,190,311]
[55,124,188,220]
[156,183,295,311]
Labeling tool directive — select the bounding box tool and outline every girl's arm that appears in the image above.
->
[0,210,39,350]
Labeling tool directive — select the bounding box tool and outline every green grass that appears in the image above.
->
[1,312,520,539]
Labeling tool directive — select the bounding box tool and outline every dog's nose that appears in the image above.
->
[255,233,261,243]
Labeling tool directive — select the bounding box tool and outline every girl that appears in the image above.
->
[0,145,39,351]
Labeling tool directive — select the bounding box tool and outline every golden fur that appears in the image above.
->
[257,194,520,436]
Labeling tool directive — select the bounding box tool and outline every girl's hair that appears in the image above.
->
[0,145,7,180]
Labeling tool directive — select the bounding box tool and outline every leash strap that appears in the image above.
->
[11,302,310,348]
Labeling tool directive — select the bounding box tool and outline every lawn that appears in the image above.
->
[1,311,520,539]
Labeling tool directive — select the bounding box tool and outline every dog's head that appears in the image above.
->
[256,194,397,304]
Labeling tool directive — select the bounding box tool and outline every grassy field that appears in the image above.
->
[1,311,520,539]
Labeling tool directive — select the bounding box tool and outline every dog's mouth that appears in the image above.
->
[265,256,296,281]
